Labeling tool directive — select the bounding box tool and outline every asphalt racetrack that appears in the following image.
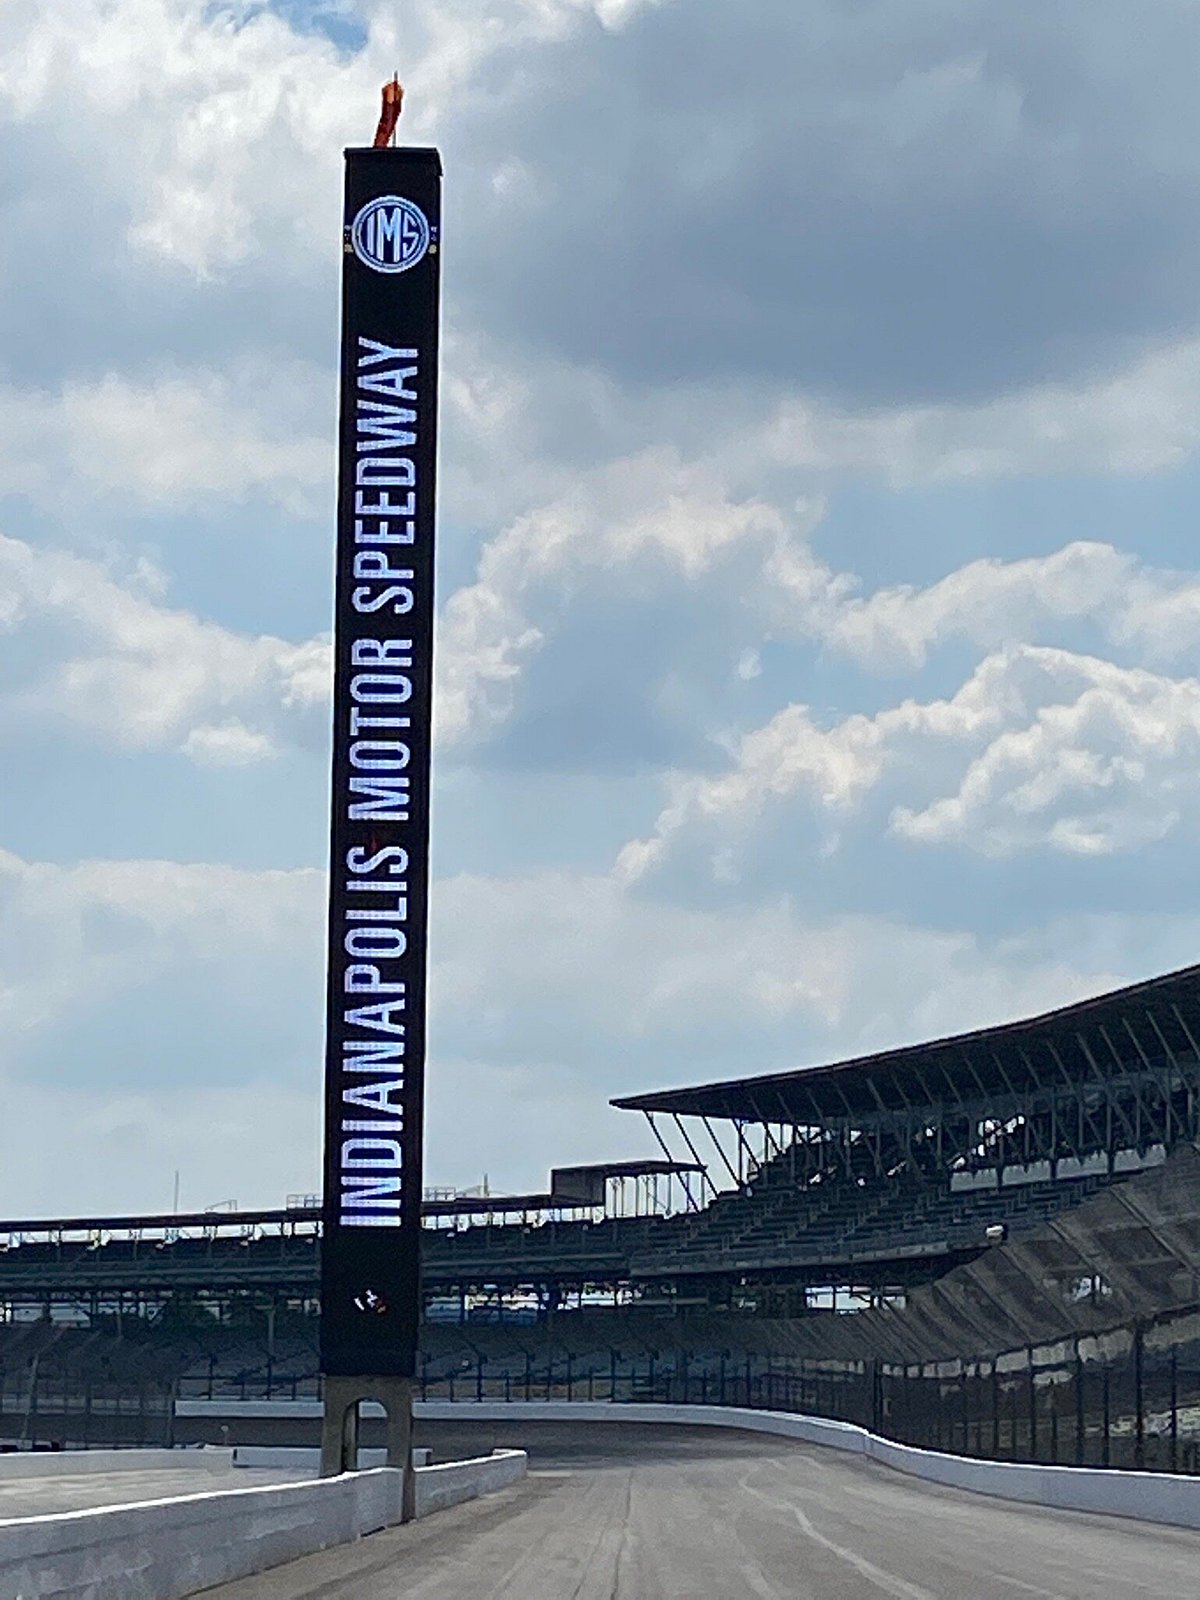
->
[203,1420,1197,1599]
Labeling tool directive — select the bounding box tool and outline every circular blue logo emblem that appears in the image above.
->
[350,196,431,274]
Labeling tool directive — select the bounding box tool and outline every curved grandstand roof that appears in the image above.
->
[611,960,1200,1123]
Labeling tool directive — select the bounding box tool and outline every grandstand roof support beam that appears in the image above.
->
[669,1116,720,1204]
[1075,1028,1139,1151]
[1095,1022,1153,1150]
[859,1080,917,1178]
[1142,1008,1194,1143]
[896,1061,948,1181]
[743,1092,786,1165]
[700,1117,741,1191]
[952,1048,996,1122]
[827,1078,882,1176]
[770,1086,796,1128]
[643,1115,699,1212]
[982,1047,1032,1163]
[797,1085,827,1131]
[924,1053,974,1115]
[733,1119,757,1187]
[1041,1041,1105,1160]
[1122,1013,1180,1148]
[1166,1003,1200,1139]
[1168,1000,1200,1062]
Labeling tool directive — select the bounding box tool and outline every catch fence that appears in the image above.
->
[26,1303,1200,1474]
[407,1304,1200,1475]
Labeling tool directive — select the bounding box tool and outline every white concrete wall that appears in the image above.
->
[0,1447,233,1479]
[176,1396,1200,1532]
[182,1399,1200,1534]
[0,1469,401,1600]
[416,1401,1200,1533]
[179,1399,346,1420]
[413,1449,527,1518]
[0,1449,527,1598]
[231,1445,431,1471]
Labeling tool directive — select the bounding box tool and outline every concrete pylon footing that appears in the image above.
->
[320,1375,415,1519]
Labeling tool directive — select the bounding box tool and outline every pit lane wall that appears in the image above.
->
[0,1448,526,1600]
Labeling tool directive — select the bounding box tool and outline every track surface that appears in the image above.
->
[204,1421,1197,1599]
[0,1465,310,1520]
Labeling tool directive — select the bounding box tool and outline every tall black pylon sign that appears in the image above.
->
[321,147,441,1381]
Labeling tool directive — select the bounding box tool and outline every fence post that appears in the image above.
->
[1133,1321,1145,1471]
[477,1356,484,1403]
[1101,1362,1111,1470]
[1027,1349,1037,1463]
[1075,1345,1085,1465]
[1049,1378,1059,1465]
[1171,1345,1179,1475]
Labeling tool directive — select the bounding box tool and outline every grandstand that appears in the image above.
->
[615,960,1200,1303]
[2,962,1200,1441]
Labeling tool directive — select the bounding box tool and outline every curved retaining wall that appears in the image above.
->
[0,1448,526,1599]
[419,1400,1200,1533]
[175,1397,1200,1533]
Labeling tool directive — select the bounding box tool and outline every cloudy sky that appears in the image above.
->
[3,0,1200,1215]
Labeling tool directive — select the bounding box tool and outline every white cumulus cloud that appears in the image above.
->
[0,533,329,761]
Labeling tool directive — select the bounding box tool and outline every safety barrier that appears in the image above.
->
[0,1446,233,1478]
[232,1445,433,1469]
[0,1448,526,1599]
[184,1397,1200,1533]
[418,1400,1200,1532]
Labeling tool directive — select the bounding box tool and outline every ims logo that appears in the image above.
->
[349,195,432,273]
